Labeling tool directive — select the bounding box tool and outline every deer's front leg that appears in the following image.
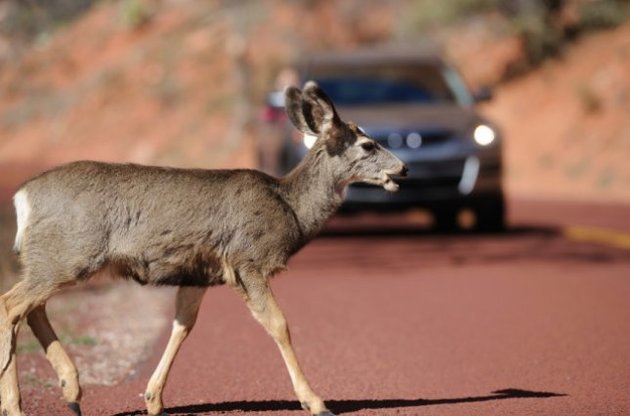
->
[144,286,206,416]
[238,278,335,416]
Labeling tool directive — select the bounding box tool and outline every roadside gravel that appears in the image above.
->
[17,279,174,391]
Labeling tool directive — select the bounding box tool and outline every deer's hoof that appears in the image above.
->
[67,402,82,416]
[316,412,336,416]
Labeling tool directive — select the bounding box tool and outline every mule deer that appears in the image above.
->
[0,81,406,416]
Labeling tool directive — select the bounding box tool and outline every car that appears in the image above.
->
[265,48,505,231]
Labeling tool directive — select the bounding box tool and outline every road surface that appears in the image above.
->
[18,199,630,415]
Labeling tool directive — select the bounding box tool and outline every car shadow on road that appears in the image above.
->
[312,223,630,266]
[321,223,555,238]
[114,388,565,415]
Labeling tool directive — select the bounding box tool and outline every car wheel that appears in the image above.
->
[432,208,458,232]
[475,195,506,232]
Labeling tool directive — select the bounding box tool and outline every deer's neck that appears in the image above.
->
[281,148,344,240]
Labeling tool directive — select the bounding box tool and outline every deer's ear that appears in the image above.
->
[302,81,341,133]
[284,86,316,135]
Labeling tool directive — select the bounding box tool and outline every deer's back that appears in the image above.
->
[16,161,303,286]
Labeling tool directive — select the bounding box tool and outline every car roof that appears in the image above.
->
[297,47,446,69]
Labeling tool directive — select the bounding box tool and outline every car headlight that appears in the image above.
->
[303,133,318,149]
[473,124,496,146]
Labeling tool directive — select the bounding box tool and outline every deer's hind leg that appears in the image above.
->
[27,304,82,415]
[0,278,60,416]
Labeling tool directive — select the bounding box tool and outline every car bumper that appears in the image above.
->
[342,153,503,211]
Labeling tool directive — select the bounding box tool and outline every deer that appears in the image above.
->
[0,81,407,416]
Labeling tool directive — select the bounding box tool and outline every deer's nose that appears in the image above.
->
[400,164,408,177]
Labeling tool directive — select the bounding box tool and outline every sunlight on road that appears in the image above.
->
[564,226,630,250]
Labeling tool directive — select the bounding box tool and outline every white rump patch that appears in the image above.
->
[13,189,31,253]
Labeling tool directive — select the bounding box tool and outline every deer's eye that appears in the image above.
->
[360,141,376,152]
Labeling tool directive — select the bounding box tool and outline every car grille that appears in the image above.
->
[372,129,453,149]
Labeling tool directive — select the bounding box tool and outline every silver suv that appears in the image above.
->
[266,49,505,231]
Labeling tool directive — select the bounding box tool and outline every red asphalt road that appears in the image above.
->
[20,199,630,415]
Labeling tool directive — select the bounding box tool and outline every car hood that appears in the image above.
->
[337,104,480,133]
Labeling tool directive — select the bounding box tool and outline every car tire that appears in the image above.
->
[432,208,458,232]
[475,195,506,232]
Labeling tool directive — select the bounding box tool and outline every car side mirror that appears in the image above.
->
[473,86,493,103]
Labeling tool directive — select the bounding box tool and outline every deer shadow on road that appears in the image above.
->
[114,388,565,415]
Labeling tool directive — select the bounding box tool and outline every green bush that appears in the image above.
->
[407,0,502,28]
[512,10,564,66]
[579,0,629,31]
[118,0,153,30]
[0,0,97,40]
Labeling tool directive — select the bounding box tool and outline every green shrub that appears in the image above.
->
[512,11,564,66]
[407,0,501,29]
[0,0,97,40]
[579,0,629,31]
[118,0,153,30]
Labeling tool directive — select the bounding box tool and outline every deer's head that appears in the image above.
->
[285,81,407,192]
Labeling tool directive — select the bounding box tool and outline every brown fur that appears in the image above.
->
[17,162,302,288]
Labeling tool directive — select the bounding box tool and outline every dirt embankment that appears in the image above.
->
[481,25,630,203]
[0,1,393,199]
[435,16,630,203]
[0,2,628,203]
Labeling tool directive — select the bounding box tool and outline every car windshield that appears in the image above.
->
[306,63,469,106]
